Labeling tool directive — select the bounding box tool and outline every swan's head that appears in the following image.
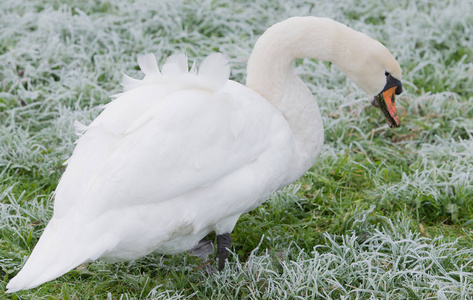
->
[323,18,403,128]
[337,31,403,128]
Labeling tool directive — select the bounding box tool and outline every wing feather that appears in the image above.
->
[54,81,277,218]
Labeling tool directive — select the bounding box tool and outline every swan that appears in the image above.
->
[6,16,402,293]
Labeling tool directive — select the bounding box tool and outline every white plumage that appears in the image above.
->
[7,17,402,293]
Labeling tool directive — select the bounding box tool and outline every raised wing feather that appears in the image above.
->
[161,53,188,76]
[198,53,230,89]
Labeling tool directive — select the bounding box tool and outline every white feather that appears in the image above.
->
[73,120,88,137]
[120,72,142,92]
[198,53,230,89]
[137,53,160,76]
[161,53,188,76]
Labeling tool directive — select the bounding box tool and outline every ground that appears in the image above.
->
[1,0,473,299]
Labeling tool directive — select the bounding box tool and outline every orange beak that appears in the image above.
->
[374,86,400,128]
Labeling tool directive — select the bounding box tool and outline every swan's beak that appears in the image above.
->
[371,86,400,128]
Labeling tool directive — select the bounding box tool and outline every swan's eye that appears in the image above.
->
[385,71,390,77]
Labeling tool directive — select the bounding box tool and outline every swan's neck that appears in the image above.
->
[246,17,352,184]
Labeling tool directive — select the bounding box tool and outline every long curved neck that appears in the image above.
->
[246,17,350,184]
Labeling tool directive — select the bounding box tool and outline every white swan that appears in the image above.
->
[6,17,402,293]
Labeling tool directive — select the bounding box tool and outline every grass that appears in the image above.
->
[1,0,473,298]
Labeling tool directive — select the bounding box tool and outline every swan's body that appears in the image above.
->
[7,17,402,293]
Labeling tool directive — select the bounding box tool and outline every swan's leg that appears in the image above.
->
[217,233,231,271]
[215,214,239,271]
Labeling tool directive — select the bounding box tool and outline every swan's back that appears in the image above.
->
[6,53,294,293]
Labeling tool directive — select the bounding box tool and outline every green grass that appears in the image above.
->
[1,0,473,298]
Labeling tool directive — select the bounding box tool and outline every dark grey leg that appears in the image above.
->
[217,233,232,271]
